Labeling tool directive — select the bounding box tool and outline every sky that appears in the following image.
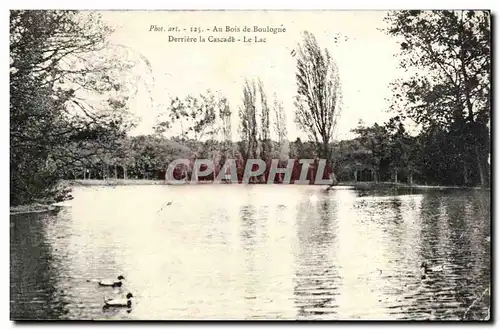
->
[100,10,405,141]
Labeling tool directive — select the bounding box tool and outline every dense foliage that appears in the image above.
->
[384,10,491,186]
[10,10,141,205]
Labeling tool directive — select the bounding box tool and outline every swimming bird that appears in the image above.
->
[309,194,318,203]
[98,275,125,287]
[430,264,444,272]
[420,262,444,279]
[104,292,133,308]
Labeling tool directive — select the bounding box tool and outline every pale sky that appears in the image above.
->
[101,10,404,141]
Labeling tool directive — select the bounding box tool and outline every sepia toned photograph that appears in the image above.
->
[10,9,491,321]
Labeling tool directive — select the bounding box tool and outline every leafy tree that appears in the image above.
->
[272,93,289,160]
[217,96,233,176]
[331,139,371,182]
[351,122,390,182]
[10,10,138,205]
[156,90,219,142]
[384,116,417,184]
[294,31,342,165]
[258,79,272,161]
[238,79,259,161]
[290,137,317,160]
[385,10,490,186]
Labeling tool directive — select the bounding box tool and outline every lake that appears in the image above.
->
[10,185,491,320]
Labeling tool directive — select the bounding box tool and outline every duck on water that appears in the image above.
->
[87,275,125,287]
[420,262,444,279]
[104,293,134,308]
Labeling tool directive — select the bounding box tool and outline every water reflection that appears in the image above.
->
[10,186,490,320]
[10,212,69,320]
[293,190,339,319]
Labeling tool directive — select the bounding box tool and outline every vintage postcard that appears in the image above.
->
[10,10,491,321]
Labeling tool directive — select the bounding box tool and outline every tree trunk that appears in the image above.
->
[463,162,469,186]
[322,142,330,163]
[354,169,358,182]
[459,16,485,187]
[83,168,86,180]
[114,165,118,180]
[394,170,398,183]
[475,145,486,187]
[408,171,413,185]
[124,165,128,180]
[330,171,337,186]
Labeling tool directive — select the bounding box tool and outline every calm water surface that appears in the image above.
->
[10,185,491,320]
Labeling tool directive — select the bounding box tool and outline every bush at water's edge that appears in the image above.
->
[10,180,73,213]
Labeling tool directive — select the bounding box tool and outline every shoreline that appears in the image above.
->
[11,180,488,215]
[10,203,60,216]
[64,179,488,190]
[335,181,489,191]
